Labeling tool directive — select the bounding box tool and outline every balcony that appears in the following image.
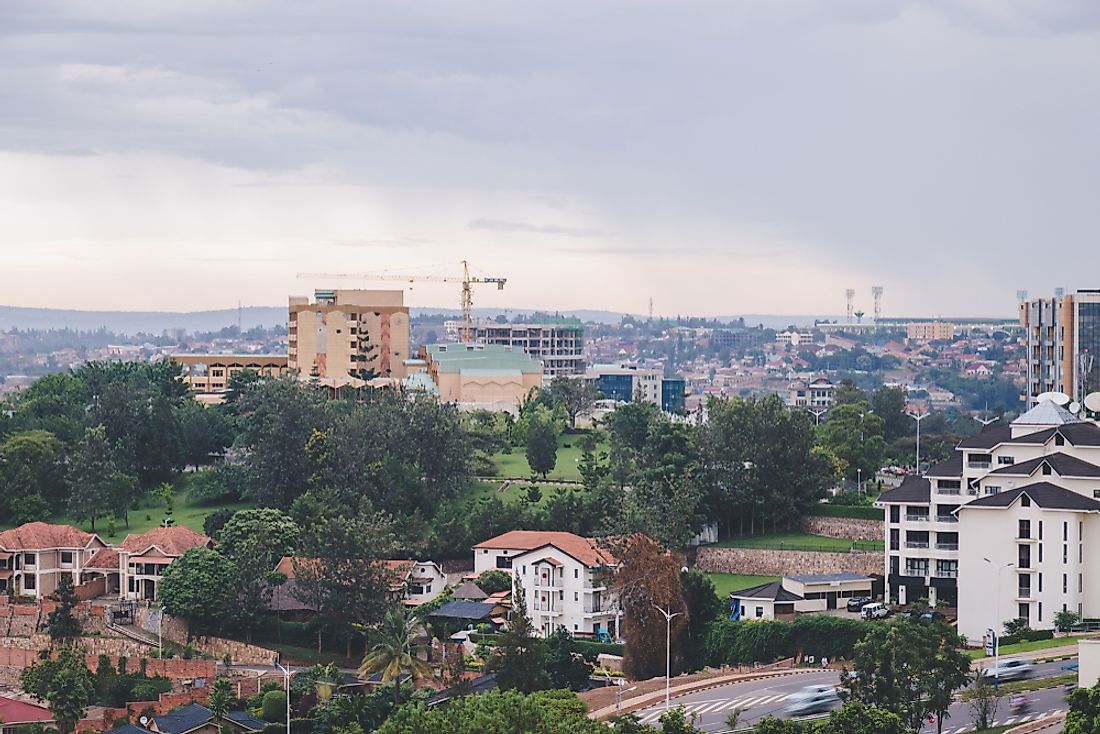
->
[937,488,961,496]
[904,567,930,578]
[1017,588,1032,600]
[936,543,959,551]
[936,515,959,524]
[904,541,929,549]
[905,515,930,523]
[968,461,992,470]
[532,602,561,614]
[532,577,561,590]
[934,569,959,579]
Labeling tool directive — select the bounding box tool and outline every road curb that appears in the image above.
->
[588,668,818,720]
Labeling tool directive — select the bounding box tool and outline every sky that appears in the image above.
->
[2,1,1100,317]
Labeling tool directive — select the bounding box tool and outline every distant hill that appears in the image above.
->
[0,304,843,335]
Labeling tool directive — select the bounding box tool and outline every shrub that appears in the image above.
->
[261,690,288,723]
[289,719,315,734]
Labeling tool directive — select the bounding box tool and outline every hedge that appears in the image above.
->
[1000,628,1054,646]
[704,615,872,667]
[468,633,624,659]
[807,504,882,520]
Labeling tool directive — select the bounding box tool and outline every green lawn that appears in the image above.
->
[456,479,578,508]
[715,532,884,553]
[6,473,252,539]
[705,573,780,598]
[965,634,1093,660]
[490,434,600,481]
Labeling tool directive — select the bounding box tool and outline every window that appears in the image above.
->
[890,556,900,575]
[1021,494,1032,507]
[1065,522,1069,541]
[890,506,900,523]
[1063,574,1068,594]
[1039,544,1044,563]
[1080,574,1084,593]
[755,607,764,618]
[574,569,579,578]
[574,592,578,601]
[1018,603,1030,624]
[1019,520,1031,539]
[24,575,36,590]
[998,456,1016,465]
[1039,521,1044,540]
[496,556,512,569]
[522,565,526,575]
[1039,603,1043,622]
[1064,545,1069,564]
[60,551,74,565]
[1018,545,1031,569]
[890,529,900,551]
[1039,573,1043,592]
[1019,574,1031,598]
[1055,434,1065,446]
[984,486,1001,496]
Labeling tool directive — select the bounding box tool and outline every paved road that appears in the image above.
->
[632,659,1075,732]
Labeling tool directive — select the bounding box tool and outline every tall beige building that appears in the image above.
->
[289,289,410,382]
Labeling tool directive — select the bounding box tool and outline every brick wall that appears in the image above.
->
[84,654,216,681]
[802,516,883,542]
[695,547,882,577]
[74,577,107,600]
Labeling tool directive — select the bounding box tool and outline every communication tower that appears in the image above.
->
[845,289,855,323]
[871,286,883,323]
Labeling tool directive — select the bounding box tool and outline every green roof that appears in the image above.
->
[426,343,543,374]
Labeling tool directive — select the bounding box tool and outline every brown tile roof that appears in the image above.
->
[85,548,119,570]
[118,526,210,557]
[0,522,97,551]
[473,530,619,567]
[273,557,418,592]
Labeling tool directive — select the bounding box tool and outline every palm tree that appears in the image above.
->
[358,608,434,712]
[208,677,232,734]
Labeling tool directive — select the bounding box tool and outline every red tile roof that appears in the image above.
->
[85,548,120,570]
[0,522,97,551]
[473,531,619,567]
[0,695,54,725]
[118,526,210,557]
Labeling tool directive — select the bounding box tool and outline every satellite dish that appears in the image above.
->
[1070,402,1082,414]
[1085,392,1100,413]
[139,717,150,727]
[1035,391,1071,406]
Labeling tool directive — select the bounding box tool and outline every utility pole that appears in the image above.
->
[982,558,1015,690]
[652,604,684,711]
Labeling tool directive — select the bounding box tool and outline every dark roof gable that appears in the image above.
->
[877,477,930,504]
[989,452,1100,478]
[729,581,803,602]
[959,482,1100,512]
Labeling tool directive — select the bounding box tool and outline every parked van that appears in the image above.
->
[861,602,889,619]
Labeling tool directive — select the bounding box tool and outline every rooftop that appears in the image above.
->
[474,530,620,567]
[424,343,543,374]
[989,452,1100,479]
[0,695,54,725]
[729,581,803,602]
[785,572,872,584]
[1011,400,1083,427]
[119,526,210,557]
[0,522,98,551]
[959,482,1100,513]
[876,476,930,504]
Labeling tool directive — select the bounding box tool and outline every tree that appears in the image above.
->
[818,402,887,484]
[1055,609,1082,632]
[21,648,94,734]
[526,408,559,479]
[543,626,593,691]
[816,702,905,734]
[548,377,600,430]
[0,430,67,520]
[841,618,971,733]
[611,535,687,680]
[968,676,1000,731]
[47,574,82,642]
[679,571,724,673]
[209,677,233,734]
[291,505,400,655]
[374,690,619,734]
[159,547,239,635]
[870,386,909,444]
[67,425,123,530]
[621,421,707,549]
[489,578,548,693]
[358,607,434,713]
[262,690,288,723]
[655,707,705,734]
[1065,681,1100,734]
[477,569,513,594]
[217,509,302,638]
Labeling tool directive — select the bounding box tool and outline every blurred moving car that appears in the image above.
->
[784,685,841,716]
[980,658,1034,682]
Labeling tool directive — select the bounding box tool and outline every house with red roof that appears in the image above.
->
[117,527,213,601]
[472,530,622,639]
[0,694,54,733]
[268,556,446,615]
[0,522,111,599]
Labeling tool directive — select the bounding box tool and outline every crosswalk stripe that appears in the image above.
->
[693,701,727,715]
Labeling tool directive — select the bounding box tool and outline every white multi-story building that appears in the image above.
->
[877,401,1100,642]
[445,321,585,377]
[472,530,620,638]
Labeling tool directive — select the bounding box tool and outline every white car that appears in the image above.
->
[981,658,1034,682]
[784,685,841,716]
[861,602,889,619]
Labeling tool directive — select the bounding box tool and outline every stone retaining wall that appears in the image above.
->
[802,516,882,542]
[191,635,278,666]
[696,547,882,577]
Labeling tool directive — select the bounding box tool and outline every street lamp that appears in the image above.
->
[907,410,929,471]
[615,681,637,716]
[974,415,1000,427]
[807,408,828,426]
[275,661,292,734]
[652,604,684,711]
[982,558,1015,690]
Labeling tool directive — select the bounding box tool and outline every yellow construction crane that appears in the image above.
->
[297,260,507,341]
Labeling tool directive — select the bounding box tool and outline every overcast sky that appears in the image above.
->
[2,1,1099,317]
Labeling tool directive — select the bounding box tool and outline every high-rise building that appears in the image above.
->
[447,320,585,377]
[1020,289,1100,405]
[288,289,410,382]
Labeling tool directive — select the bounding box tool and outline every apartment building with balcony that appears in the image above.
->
[472,530,620,638]
[877,400,1100,641]
[289,289,410,384]
[1019,289,1100,406]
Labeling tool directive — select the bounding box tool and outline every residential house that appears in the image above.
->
[270,557,446,612]
[117,527,213,602]
[106,704,266,734]
[729,573,873,620]
[472,530,620,638]
[0,695,54,734]
[0,522,111,599]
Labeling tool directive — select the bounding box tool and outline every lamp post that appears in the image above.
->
[974,415,1000,427]
[652,604,684,711]
[982,558,1015,690]
[615,682,637,716]
[275,662,292,734]
[907,410,929,471]
[808,408,827,426]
